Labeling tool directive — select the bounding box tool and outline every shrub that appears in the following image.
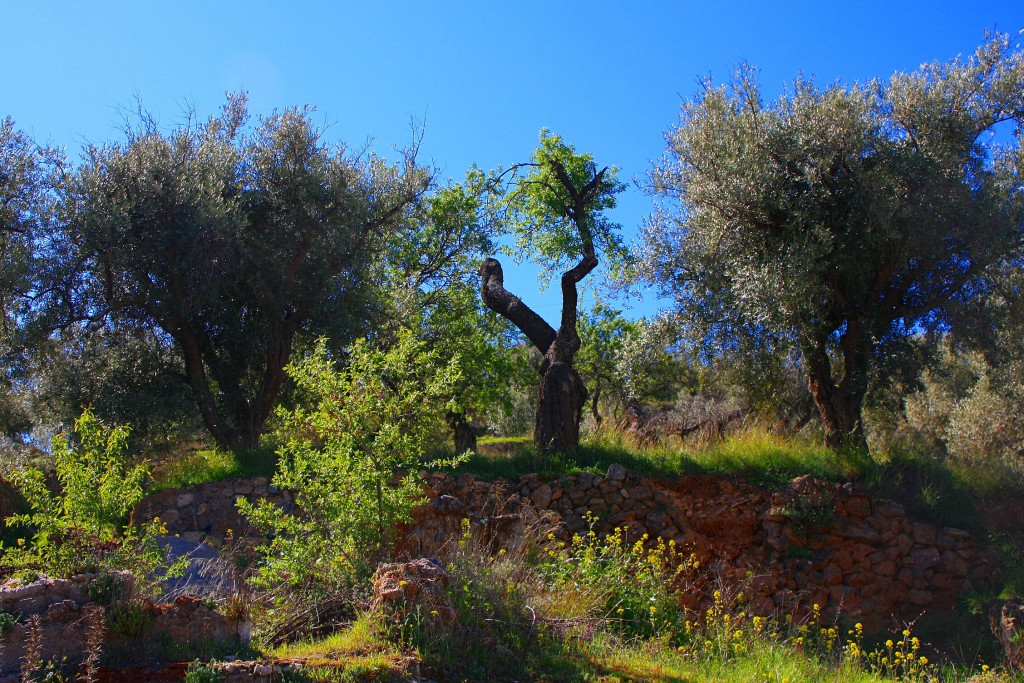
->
[0,610,16,635]
[3,410,167,583]
[183,660,222,683]
[239,331,465,592]
[106,600,153,638]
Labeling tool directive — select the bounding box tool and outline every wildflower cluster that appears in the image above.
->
[539,515,695,641]
[684,586,769,660]
[861,628,936,682]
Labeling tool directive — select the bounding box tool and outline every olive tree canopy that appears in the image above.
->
[641,34,1024,449]
[53,96,430,450]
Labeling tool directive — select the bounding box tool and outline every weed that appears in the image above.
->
[106,600,153,638]
[0,609,17,635]
[84,570,126,606]
[183,660,221,683]
[80,605,105,683]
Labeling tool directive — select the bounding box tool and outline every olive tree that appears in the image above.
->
[642,34,1024,450]
[54,96,429,450]
[479,132,624,453]
[0,118,62,446]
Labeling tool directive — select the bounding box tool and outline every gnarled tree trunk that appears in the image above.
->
[801,329,870,451]
[479,156,609,454]
[480,255,594,454]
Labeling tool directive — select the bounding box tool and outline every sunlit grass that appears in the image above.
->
[267,616,413,682]
[150,445,278,489]
[681,429,873,484]
[270,615,395,660]
[458,425,875,486]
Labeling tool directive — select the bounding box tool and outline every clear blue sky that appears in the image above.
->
[3,1,1022,323]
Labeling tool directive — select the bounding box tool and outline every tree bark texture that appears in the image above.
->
[802,333,869,451]
[480,257,591,454]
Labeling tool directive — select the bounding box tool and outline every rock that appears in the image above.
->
[843,495,872,518]
[875,500,906,518]
[606,464,627,481]
[991,599,1024,670]
[371,558,456,627]
[912,522,937,545]
[530,484,553,509]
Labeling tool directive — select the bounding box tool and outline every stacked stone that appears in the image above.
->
[135,467,990,632]
[0,578,246,677]
[134,477,293,545]
[412,466,987,631]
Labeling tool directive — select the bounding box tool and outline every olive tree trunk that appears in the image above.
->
[479,255,594,454]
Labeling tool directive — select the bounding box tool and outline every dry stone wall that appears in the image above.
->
[134,477,293,547]
[0,575,247,677]
[136,468,990,632]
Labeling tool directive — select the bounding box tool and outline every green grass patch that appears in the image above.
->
[456,427,875,486]
[151,445,278,490]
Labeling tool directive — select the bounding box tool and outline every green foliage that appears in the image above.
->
[10,410,145,537]
[183,660,222,683]
[504,130,626,280]
[51,94,430,450]
[408,281,528,440]
[0,610,17,635]
[106,600,154,637]
[85,570,126,606]
[31,325,202,452]
[642,33,1024,448]
[0,117,61,455]
[240,331,464,590]
[3,410,165,580]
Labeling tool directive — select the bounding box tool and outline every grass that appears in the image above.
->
[461,425,1024,536]
[150,444,279,490]
[243,523,1018,683]
[462,427,875,486]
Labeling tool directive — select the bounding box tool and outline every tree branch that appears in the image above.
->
[478,257,556,355]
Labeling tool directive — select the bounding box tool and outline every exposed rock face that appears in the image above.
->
[371,558,456,628]
[137,468,990,633]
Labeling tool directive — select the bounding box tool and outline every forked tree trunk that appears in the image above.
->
[448,411,479,454]
[480,256,594,454]
[802,334,869,451]
[479,157,608,454]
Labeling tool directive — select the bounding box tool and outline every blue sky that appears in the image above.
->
[4,1,1023,323]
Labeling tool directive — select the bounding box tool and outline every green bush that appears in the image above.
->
[0,610,16,635]
[106,600,153,637]
[2,410,167,582]
[239,331,465,592]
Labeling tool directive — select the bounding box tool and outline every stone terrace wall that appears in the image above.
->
[0,575,246,677]
[135,477,293,546]
[404,468,990,631]
[136,468,991,632]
